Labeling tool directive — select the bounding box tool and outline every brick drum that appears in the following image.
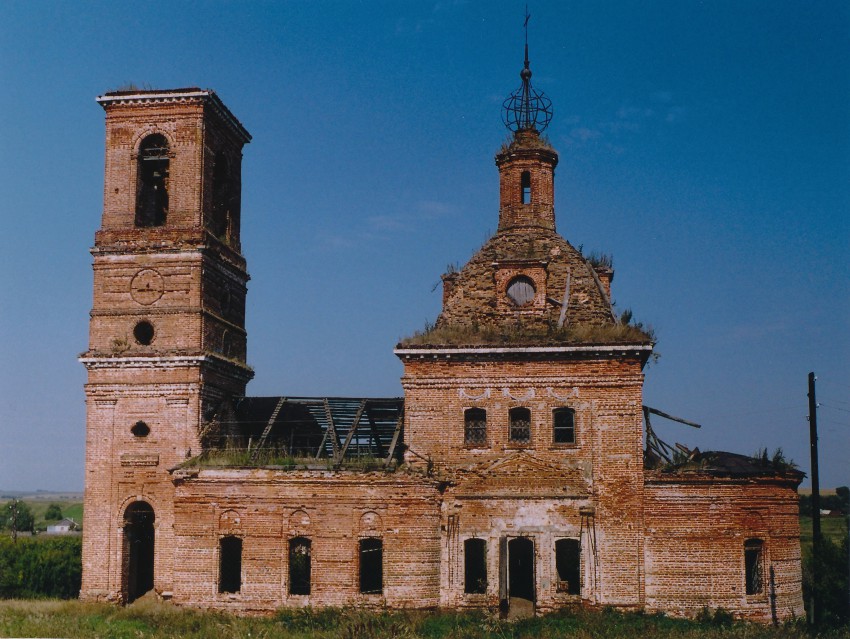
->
[80,88,804,621]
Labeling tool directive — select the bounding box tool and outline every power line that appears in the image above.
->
[821,403,850,414]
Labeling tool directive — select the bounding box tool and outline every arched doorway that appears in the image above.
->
[123,502,155,603]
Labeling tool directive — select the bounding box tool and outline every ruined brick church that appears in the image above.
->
[80,47,804,621]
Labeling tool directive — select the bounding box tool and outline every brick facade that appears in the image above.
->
[81,89,803,621]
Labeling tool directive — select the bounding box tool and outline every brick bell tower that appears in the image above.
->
[80,89,253,603]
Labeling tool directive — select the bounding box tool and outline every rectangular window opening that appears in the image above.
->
[219,536,242,594]
[553,408,575,444]
[521,171,531,205]
[555,538,581,595]
[745,539,764,595]
[464,538,488,594]
[359,538,383,594]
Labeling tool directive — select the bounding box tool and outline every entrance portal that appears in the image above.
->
[508,537,535,601]
[123,502,155,603]
[500,536,535,617]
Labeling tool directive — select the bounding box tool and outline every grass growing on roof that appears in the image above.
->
[399,320,654,348]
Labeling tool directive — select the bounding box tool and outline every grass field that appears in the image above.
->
[800,515,849,552]
[0,598,847,639]
[0,494,83,532]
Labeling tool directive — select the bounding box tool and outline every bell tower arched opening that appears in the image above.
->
[135,134,169,227]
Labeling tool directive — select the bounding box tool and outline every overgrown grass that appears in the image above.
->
[399,321,654,348]
[182,450,391,472]
[1,600,847,639]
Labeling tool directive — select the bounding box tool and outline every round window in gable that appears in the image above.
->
[131,421,150,438]
[133,320,155,345]
[506,276,536,307]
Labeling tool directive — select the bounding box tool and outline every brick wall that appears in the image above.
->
[170,469,442,612]
[644,474,804,621]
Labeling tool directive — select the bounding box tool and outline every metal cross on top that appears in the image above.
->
[502,6,553,133]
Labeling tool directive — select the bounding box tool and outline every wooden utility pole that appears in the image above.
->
[808,371,820,625]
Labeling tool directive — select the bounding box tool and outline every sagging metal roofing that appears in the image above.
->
[224,396,404,464]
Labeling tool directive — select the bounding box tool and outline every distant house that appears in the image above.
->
[46,518,78,534]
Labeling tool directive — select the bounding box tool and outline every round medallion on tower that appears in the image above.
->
[130,268,164,305]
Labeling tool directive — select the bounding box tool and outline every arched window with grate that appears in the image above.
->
[288,537,311,595]
[509,407,531,443]
[464,408,487,446]
[744,539,764,595]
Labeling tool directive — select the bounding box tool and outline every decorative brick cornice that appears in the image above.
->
[395,343,653,361]
[79,353,254,382]
[96,89,251,143]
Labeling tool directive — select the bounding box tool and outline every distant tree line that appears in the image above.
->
[0,535,81,599]
[799,486,849,516]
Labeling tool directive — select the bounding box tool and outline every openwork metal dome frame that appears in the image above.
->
[502,15,553,134]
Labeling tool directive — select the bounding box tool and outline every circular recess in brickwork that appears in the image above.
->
[133,320,155,345]
[130,269,164,305]
[131,421,150,438]
[506,276,536,306]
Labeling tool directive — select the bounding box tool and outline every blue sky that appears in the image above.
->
[0,1,847,491]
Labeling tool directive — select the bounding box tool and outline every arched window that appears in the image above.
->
[359,537,383,594]
[289,537,311,595]
[555,538,581,595]
[219,536,242,593]
[553,408,575,444]
[521,171,531,204]
[464,408,487,446]
[744,539,764,595]
[135,134,169,227]
[464,538,487,594]
[509,407,531,443]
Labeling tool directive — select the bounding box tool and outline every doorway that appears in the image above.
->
[500,536,535,617]
[123,502,155,603]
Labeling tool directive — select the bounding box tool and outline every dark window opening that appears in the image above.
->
[509,407,531,443]
[521,171,531,204]
[133,321,154,346]
[211,151,232,241]
[123,501,155,604]
[136,134,169,227]
[555,538,581,595]
[553,408,575,444]
[464,408,487,446]
[131,421,150,438]
[464,538,487,594]
[359,537,383,594]
[745,539,764,595]
[506,276,536,307]
[219,536,242,593]
[289,537,311,595]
